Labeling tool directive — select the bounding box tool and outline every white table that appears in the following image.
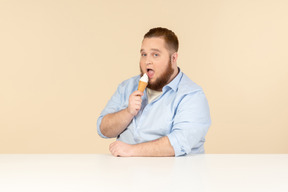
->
[0,154,287,192]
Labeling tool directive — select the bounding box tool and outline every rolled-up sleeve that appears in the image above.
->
[167,91,211,156]
[97,82,127,138]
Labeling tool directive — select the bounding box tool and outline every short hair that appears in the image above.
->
[144,27,179,53]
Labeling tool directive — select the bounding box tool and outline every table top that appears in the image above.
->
[0,154,287,192]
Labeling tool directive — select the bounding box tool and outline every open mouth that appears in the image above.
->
[147,68,154,79]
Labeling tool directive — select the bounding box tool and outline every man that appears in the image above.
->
[97,27,211,157]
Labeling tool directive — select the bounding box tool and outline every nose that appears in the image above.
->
[145,55,152,65]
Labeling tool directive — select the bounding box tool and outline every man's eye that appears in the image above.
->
[141,53,147,57]
[154,54,159,57]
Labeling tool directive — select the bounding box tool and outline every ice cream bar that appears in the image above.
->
[138,73,149,92]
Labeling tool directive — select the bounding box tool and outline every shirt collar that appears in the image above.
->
[163,67,183,92]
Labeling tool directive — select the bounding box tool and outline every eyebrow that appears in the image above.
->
[140,48,162,53]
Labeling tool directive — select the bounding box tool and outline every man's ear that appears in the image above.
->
[171,52,178,64]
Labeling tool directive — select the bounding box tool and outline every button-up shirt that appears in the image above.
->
[97,70,211,156]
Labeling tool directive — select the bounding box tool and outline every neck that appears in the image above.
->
[167,67,179,85]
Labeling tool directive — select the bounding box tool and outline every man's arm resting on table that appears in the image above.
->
[100,108,134,138]
[109,136,175,157]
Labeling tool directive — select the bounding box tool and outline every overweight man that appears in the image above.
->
[97,27,211,157]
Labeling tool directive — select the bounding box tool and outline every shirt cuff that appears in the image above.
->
[97,116,109,139]
[167,133,186,157]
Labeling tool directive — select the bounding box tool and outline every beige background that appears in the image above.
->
[0,0,287,154]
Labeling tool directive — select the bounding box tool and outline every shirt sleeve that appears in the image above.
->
[167,91,211,156]
[96,82,128,138]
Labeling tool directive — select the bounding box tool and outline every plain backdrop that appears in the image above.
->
[0,0,287,154]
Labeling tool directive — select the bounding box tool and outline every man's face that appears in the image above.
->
[140,37,177,91]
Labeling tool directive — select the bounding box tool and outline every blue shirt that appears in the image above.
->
[97,70,211,156]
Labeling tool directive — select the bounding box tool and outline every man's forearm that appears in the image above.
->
[133,136,175,157]
[100,108,134,138]
[109,136,175,157]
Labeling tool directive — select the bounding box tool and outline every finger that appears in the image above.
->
[114,150,120,157]
[135,104,141,110]
[131,95,142,102]
[136,100,143,106]
[110,146,116,156]
[131,102,141,109]
[129,96,141,105]
[134,97,142,102]
[109,145,113,153]
[109,141,116,151]
[112,149,120,157]
[132,91,144,97]
[130,101,142,109]
[111,150,116,157]
[109,142,114,150]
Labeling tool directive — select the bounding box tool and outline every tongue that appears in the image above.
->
[147,70,154,78]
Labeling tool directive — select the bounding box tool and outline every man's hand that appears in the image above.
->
[99,91,144,138]
[109,141,134,157]
[127,90,144,116]
[109,137,175,157]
